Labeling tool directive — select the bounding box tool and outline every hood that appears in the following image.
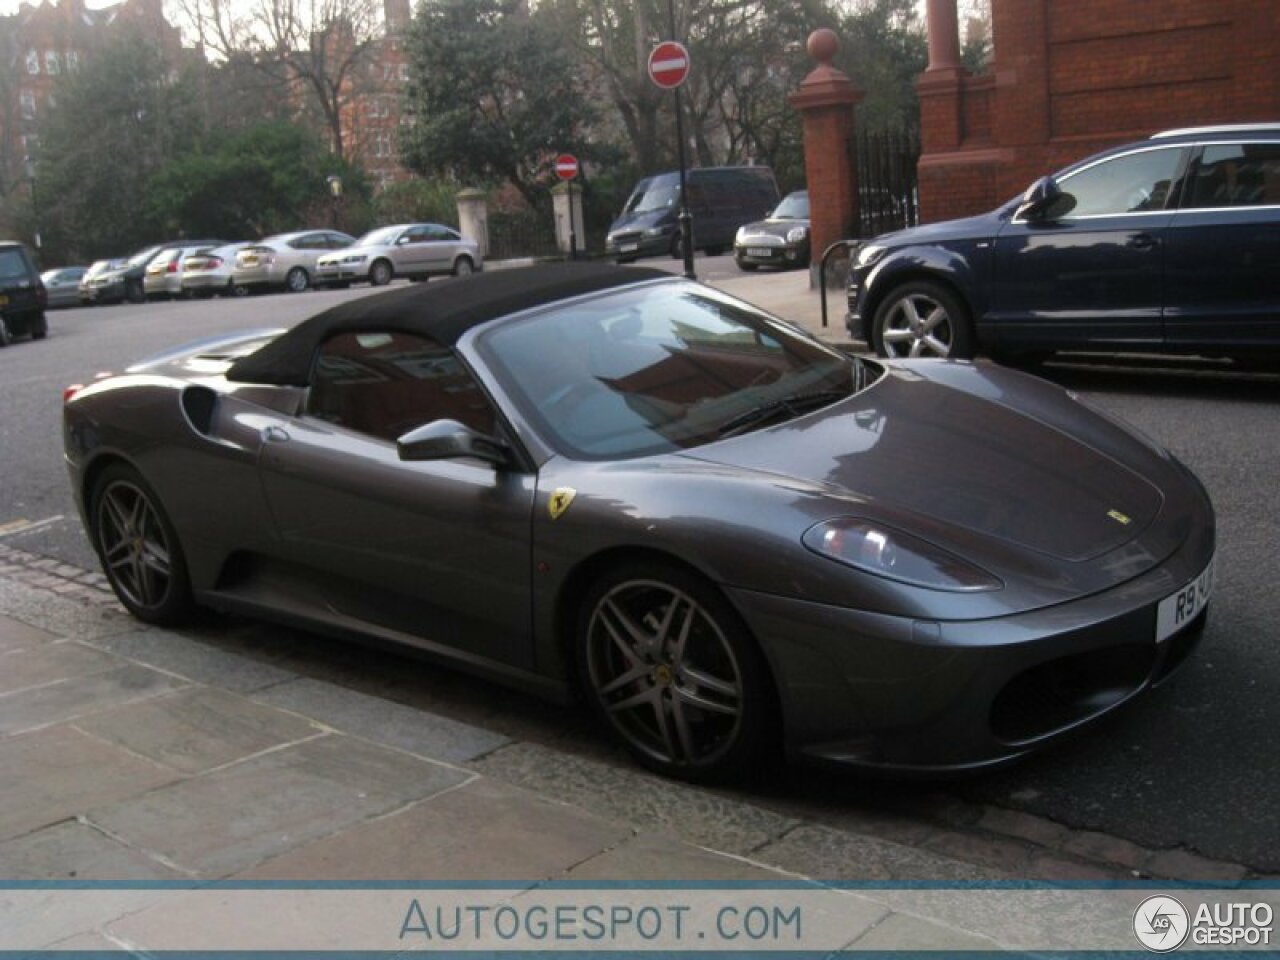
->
[684,363,1164,565]
[608,209,673,235]
[869,209,1004,249]
[738,217,809,240]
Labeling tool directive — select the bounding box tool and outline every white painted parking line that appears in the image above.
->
[0,516,65,539]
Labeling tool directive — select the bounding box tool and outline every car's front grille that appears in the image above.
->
[611,232,642,245]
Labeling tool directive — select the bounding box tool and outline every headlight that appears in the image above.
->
[735,226,746,243]
[341,254,367,264]
[802,518,1002,592]
[643,227,666,237]
[787,226,809,244]
[855,244,886,268]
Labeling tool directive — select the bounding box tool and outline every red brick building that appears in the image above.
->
[917,0,1280,223]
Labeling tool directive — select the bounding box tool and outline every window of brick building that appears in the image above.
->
[25,50,39,74]
[45,51,60,75]
[20,91,36,120]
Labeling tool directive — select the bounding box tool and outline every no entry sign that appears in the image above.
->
[554,154,578,180]
[648,41,690,90]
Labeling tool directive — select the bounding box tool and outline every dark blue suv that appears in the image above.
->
[847,124,1280,361]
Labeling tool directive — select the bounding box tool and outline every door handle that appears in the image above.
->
[1128,233,1159,251]
[262,425,290,443]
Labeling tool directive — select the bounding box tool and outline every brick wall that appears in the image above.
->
[917,0,1280,222]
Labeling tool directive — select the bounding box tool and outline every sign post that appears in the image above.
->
[647,40,695,280]
[555,153,579,260]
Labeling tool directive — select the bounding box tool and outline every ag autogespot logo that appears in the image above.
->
[1134,895,1191,952]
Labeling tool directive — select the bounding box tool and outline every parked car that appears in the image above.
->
[64,263,1214,780]
[847,123,1280,361]
[181,244,251,298]
[233,230,356,293]
[314,224,481,287]
[0,241,46,346]
[733,190,811,271]
[40,266,89,308]
[607,167,779,262]
[145,244,216,300]
[79,260,125,305]
[88,239,223,305]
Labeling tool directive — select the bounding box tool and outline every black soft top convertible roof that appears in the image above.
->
[227,262,669,386]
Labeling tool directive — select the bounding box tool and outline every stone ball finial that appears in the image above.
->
[807,28,839,65]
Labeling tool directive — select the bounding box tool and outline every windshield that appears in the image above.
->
[353,226,402,247]
[625,184,679,214]
[127,246,162,268]
[480,282,857,460]
[771,193,809,219]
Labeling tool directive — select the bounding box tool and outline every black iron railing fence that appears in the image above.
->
[852,127,921,237]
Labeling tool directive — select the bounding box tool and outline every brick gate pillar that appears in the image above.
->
[789,28,863,287]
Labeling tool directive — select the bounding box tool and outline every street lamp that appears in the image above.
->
[326,174,343,229]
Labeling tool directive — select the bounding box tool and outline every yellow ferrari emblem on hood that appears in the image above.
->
[1108,509,1132,525]
[549,487,577,520]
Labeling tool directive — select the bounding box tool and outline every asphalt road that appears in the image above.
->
[2,267,1277,872]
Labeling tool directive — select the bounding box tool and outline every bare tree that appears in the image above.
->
[174,0,388,159]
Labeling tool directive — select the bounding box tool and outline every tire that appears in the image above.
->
[30,312,47,340]
[871,280,974,360]
[669,232,684,260]
[453,256,474,277]
[125,279,145,304]
[576,560,777,783]
[226,281,249,298]
[369,259,393,286]
[0,317,10,348]
[91,464,194,626]
[285,267,309,293]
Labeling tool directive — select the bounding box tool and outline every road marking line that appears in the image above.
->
[0,515,65,538]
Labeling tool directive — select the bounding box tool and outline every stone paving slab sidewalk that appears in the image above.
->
[0,576,1008,952]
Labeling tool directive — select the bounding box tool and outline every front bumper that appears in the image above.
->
[606,233,671,259]
[729,518,1214,774]
[845,265,870,340]
[315,262,368,282]
[734,239,808,268]
[86,278,126,303]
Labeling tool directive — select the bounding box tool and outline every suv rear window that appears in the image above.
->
[0,249,31,282]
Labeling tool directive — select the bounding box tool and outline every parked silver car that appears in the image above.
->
[78,260,124,305]
[314,223,481,287]
[144,245,215,300]
[181,244,251,298]
[40,266,88,308]
[233,230,355,294]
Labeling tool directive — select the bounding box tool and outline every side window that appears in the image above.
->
[307,331,497,442]
[1058,147,1185,217]
[400,227,428,244]
[1184,143,1280,209]
[424,225,456,241]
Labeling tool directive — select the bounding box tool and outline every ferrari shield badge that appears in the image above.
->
[548,487,577,520]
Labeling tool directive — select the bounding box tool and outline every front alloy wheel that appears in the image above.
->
[92,466,192,624]
[369,259,393,286]
[873,280,973,359]
[579,564,774,781]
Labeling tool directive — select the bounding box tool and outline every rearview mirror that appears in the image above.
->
[397,419,510,467]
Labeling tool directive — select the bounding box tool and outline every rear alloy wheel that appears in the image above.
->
[369,259,393,286]
[285,267,309,293]
[92,464,193,625]
[872,280,974,360]
[578,562,775,782]
[453,256,474,277]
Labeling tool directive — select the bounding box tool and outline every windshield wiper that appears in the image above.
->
[718,389,848,439]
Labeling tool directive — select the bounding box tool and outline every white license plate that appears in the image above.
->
[747,247,773,257]
[620,243,638,253]
[1155,558,1214,643]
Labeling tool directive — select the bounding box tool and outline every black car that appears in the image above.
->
[0,242,47,346]
[733,190,811,270]
[847,123,1280,361]
[86,239,224,305]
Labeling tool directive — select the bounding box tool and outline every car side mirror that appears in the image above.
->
[1015,176,1073,222]
[396,236,412,245]
[397,419,510,467]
